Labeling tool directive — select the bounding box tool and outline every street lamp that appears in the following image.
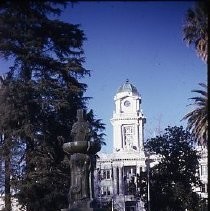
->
[98,163,102,208]
[111,160,114,211]
[146,154,151,211]
[123,160,126,211]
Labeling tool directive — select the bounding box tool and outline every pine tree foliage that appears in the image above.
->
[86,109,106,146]
[0,0,89,87]
[0,1,106,210]
[0,75,27,211]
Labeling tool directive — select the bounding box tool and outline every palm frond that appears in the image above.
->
[182,83,208,145]
[183,2,208,63]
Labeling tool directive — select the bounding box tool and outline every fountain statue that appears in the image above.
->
[62,109,106,211]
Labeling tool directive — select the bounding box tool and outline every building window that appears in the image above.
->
[124,125,134,134]
[102,169,111,180]
[123,125,134,148]
[102,186,106,196]
[125,207,135,211]
[107,186,111,195]
[201,165,207,176]
[102,186,111,196]
[201,184,207,193]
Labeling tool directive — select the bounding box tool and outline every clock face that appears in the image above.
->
[124,100,131,107]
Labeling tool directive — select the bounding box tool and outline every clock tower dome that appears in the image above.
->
[111,79,146,153]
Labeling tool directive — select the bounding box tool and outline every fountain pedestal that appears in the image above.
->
[62,109,107,211]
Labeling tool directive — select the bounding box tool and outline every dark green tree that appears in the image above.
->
[140,126,202,211]
[0,76,12,211]
[0,133,12,211]
[0,75,27,211]
[86,109,106,146]
[0,1,105,210]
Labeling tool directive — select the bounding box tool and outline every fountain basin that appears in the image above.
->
[63,141,101,154]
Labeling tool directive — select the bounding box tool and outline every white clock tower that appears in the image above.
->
[94,80,147,210]
[111,79,146,153]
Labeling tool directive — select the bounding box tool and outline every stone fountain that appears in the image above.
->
[62,109,106,211]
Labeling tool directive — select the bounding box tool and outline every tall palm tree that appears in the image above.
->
[182,83,208,146]
[183,1,208,63]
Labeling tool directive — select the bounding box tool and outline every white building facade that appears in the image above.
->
[94,80,148,211]
[94,80,208,211]
[195,146,208,201]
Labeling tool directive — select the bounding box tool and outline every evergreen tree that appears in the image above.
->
[86,109,106,146]
[0,75,26,211]
[0,1,105,210]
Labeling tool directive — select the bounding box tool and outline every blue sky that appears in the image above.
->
[62,1,207,153]
[0,1,207,153]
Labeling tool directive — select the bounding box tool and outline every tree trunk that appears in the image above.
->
[4,140,11,211]
[25,137,34,211]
